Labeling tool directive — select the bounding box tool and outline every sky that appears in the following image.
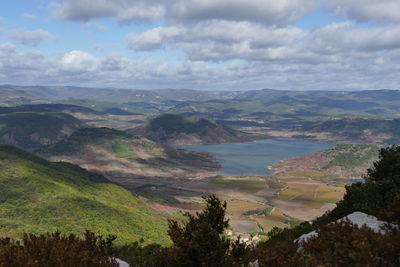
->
[0,0,400,91]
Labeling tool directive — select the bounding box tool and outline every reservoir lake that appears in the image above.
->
[175,139,333,175]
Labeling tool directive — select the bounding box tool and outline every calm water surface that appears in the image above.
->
[175,139,333,175]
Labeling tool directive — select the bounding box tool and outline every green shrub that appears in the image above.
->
[0,231,117,267]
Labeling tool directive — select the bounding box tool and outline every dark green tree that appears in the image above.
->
[366,145,400,185]
[314,145,400,225]
[167,195,230,266]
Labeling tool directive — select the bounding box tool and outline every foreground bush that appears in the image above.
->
[118,195,247,266]
[256,220,400,267]
[118,195,400,266]
[119,145,400,266]
[3,145,400,266]
[0,231,117,267]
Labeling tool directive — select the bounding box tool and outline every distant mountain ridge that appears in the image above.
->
[3,86,400,144]
[0,104,100,115]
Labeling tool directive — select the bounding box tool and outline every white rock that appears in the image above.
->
[116,258,130,267]
[297,211,391,244]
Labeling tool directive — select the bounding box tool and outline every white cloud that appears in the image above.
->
[1,43,400,91]
[9,29,57,46]
[309,22,400,53]
[165,0,316,26]
[128,21,306,61]
[53,0,164,23]
[53,0,315,26]
[326,0,400,24]
[61,50,100,72]
[0,43,56,83]
[127,26,182,51]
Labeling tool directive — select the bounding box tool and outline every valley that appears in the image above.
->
[141,142,378,235]
[0,85,390,245]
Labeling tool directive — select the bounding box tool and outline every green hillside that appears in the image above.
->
[42,127,220,187]
[0,145,170,245]
[150,114,218,135]
[44,127,135,155]
[0,112,82,150]
[323,144,380,171]
[134,114,248,145]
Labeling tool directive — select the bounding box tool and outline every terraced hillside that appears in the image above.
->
[0,145,170,245]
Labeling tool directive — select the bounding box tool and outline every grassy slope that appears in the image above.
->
[322,144,380,171]
[0,145,170,246]
[45,127,138,155]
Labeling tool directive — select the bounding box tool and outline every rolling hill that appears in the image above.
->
[0,145,170,245]
[42,127,221,188]
[0,112,82,151]
[0,87,44,106]
[273,144,380,179]
[305,117,400,144]
[132,114,253,145]
[3,86,400,145]
[0,104,100,115]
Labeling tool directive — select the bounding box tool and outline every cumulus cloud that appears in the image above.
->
[53,0,165,23]
[1,43,400,91]
[4,1,400,91]
[326,0,400,24]
[61,50,100,72]
[128,21,306,61]
[309,22,400,53]
[9,29,57,46]
[127,20,400,63]
[127,27,181,51]
[53,0,315,26]
[165,0,316,26]
[0,43,56,83]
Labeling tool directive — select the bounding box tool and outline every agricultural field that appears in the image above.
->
[278,178,345,203]
[209,176,268,194]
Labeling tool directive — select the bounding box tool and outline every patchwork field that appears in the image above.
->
[226,200,269,216]
[278,179,345,203]
[209,176,268,193]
